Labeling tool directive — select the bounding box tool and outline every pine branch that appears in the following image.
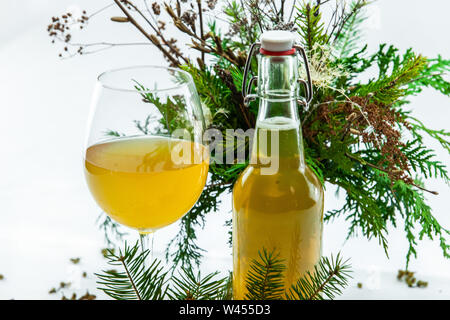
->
[97,243,351,300]
[219,272,234,300]
[244,249,352,300]
[285,254,352,300]
[96,242,168,300]
[168,268,228,300]
[245,248,286,300]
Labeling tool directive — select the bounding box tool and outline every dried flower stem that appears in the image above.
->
[165,3,245,67]
[113,0,180,66]
[197,0,205,63]
[124,0,189,64]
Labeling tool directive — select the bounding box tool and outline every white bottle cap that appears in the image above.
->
[260,31,295,52]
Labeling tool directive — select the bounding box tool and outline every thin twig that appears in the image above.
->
[330,0,366,44]
[89,3,116,18]
[308,265,341,300]
[124,0,189,63]
[197,0,205,63]
[118,255,142,300]
[113,0,180,66]
[288,0,297,22]
[68,41,153,48]
[325,84,382,148]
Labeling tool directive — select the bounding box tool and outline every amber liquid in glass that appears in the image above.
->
[85,136,209,233]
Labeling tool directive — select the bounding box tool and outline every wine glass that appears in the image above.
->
[83,65,209,257]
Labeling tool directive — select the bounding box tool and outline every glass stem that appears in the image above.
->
[139,232,154,266]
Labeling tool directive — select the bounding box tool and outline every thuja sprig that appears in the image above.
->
[96,212,129,248]
[95,242,351,300]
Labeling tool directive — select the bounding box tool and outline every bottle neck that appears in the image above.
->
[250,53,305,171]
[251,100,305,171]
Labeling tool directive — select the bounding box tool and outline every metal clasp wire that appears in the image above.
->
[242,42,261,106]
[294,45,314,106]
[241,42,314,107]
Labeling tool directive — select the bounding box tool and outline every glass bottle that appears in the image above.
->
[232,31,324,299]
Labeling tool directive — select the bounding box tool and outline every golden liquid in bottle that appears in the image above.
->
[232,117,324,299]
[84,136,209,233]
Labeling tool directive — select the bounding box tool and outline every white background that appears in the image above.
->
[0,0,449,299]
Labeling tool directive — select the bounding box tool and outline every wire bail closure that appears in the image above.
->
[242,42,314,107]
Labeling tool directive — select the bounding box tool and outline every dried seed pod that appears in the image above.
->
[70,257,80,264]
[349,128,362,135]
[417,280,428,288]
[111,16,130,23]
[149,34,161,45]
[346,112,358,121]
[79,291,96,300]
[152,2,161,15]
